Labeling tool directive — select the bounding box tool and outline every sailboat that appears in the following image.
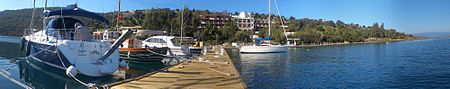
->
[21,2,131,77]
[175,3,192,56]
[239,0,289,53]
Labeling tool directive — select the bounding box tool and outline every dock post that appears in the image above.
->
[203,45,207,55]
[220,45,224,55]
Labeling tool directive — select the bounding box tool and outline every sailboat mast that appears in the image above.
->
[268,0,271,35]
[116,0,121,31]
[268,0,271,44]
[274,0,288,40]
[43,0,47,29]
[28,0,36,36]
[44,0,47,11]
[180,3,184,45]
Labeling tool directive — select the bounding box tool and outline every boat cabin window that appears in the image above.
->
[46,17,84,40]
[146,38,166,43]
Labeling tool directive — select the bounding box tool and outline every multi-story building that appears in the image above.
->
[254,18,269,32]
[231,12,254,31]
[199,12,288,34]
[199,13,229,29]
[255,18,288,32]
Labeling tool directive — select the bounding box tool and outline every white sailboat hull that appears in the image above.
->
[24,31,119,77]
[239,45,289,53]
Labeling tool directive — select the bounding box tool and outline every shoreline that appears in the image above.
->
[293,37,430,47]
[225,37,449,49]
[2,35,449,48]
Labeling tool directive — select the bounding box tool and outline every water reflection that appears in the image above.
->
[17,58,177,89]
[20,58,87,89]
[228,39,450,88]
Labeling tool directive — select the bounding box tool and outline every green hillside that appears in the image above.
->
[0,7,412,44]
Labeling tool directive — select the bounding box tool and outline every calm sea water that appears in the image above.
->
[0,36,170,89]
[228,38,450,88]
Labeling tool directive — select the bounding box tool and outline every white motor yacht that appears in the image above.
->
[141,36,191,56]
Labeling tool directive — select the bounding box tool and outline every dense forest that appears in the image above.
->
[0,7,412,45]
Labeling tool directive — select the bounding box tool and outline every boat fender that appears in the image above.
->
[66,65,78,77]
[119,60,127,68]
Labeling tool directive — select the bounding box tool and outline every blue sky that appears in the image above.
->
[0,0,449,33]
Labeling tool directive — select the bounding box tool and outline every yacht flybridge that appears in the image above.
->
[21,4,132,77]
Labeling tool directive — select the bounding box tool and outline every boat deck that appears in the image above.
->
[98,46,247,89]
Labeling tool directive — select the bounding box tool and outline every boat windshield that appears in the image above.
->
[46,17,84,40]
[145,38,167,43]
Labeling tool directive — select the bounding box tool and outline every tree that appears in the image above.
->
[0,7,412,44]
[336,20,345,27]
[289,16,295,20]
[222,18,239,42]
[234,30,251,43]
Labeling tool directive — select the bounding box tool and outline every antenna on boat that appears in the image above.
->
[116,0,121,31]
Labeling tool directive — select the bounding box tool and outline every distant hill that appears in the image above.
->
[412,32,450,38]
[0,7,62,36]
[0,7,207,37]
[0,7,412,44]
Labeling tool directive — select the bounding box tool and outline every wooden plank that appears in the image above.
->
[96,46,247,89]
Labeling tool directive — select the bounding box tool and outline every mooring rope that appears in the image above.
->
[54,43,98,88]
[26,45,54,59]
[197,57,231,76]
[23,42,97,88]
[195,58,229,65]
[0,57,30,89]
[52,3,97,87]
[208,67,232,76]
[67,71,96,88]
[55,45,67,69]
[0,72,32,89]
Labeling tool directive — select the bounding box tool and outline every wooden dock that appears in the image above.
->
[99,47,247,89]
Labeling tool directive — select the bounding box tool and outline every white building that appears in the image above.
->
[231,12,255,31]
